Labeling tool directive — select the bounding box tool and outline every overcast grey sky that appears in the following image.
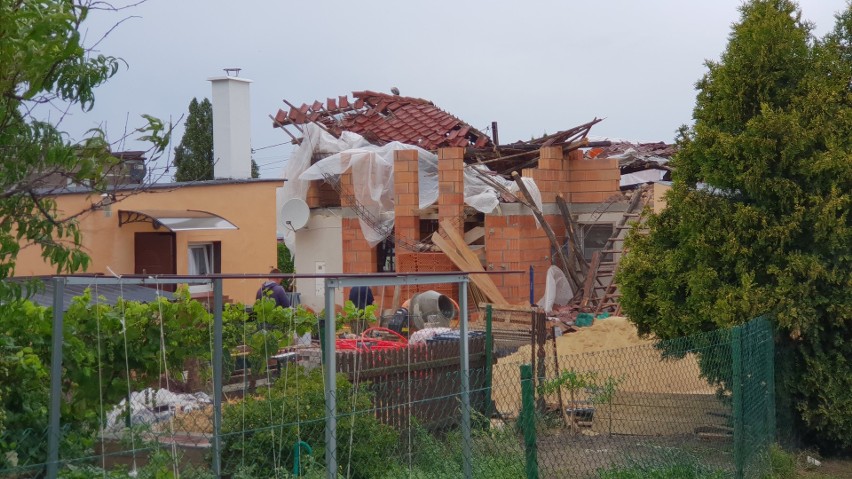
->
[57,0,847,179]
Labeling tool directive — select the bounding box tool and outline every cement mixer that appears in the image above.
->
[384,290,458,335]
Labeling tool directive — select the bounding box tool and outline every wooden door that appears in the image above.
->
[134,232,176,275]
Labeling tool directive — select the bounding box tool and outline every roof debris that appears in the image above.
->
[273,90,492,150]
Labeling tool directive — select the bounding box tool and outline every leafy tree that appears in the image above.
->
[173,97,259,181]
[0,0,171,465]
[617,0,852,451]
[0,0,170,292]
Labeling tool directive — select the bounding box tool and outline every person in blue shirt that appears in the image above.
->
[348,286,374,310]
[256,268,291,308]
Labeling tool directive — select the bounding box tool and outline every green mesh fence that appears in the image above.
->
[0,316,775,479]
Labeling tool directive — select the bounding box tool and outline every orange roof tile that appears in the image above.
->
[273,90,491,150]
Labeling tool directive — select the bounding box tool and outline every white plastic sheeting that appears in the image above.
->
[278,124,372,251]
[283,124,544,248]
[620,168,668,188]
[539,265,574,313]
[104,388,211,431]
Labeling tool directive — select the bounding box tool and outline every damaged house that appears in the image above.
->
[272,90,672,314]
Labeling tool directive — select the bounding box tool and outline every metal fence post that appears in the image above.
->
[484,303,494,421]
[765,319,776,445]
[323,279,337,479]
[212,278,224,477]
[459,277,472,479]
[47,277,65,479]
[732,325,744,479]
[521,364,538,479]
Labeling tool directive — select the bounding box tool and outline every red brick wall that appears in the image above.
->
[521,146,570,203]
[340,165,378,302]
[438,147,464,236]
[394,149,420,244]
[565,149,620,203]
[484,213,564,304]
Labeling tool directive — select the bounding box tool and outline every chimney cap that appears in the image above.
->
[224,67,242,77]
[207,76,253,84]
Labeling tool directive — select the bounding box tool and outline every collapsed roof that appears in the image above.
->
[588,141,676,187]
[273,90,493,150]
[271,89,675,190]
[272,90,610,174]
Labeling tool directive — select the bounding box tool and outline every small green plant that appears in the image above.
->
[766,444,797,479]
[539,370,598,434]
[589,375,624,436]
[336,300,377,334]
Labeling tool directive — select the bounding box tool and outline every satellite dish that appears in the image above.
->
[281,198,310,231]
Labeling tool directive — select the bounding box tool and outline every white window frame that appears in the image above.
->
[188,243,215,292]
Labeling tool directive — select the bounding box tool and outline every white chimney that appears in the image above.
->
[208,74,253,179]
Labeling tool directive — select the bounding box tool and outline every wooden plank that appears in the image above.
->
[391,285,401,310]
[463,226,485,244]
[478,302,533,312]
[556,193,588,277]
[440,220,488,272]
[580,251,601,308]
[431,231,507,304]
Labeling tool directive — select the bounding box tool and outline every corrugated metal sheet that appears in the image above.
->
[6,279,173,310]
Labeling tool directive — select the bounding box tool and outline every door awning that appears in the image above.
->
[118,209,238,232]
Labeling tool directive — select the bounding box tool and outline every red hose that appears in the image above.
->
[362,327,408,344]
[336,327,408,351]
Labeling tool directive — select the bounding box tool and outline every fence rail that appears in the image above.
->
[0,279,776,479]
[337,337,487,431]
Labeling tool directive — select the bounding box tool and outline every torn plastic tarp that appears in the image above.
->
[287,124,543,247]
[620,168,668,188]
[277,124,371,251]
[539,265,573,313]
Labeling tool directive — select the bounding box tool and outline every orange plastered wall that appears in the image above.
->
[12,181,279,304]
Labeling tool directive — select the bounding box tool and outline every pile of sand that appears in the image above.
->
[493,317,717,416]
[523,316,653,359]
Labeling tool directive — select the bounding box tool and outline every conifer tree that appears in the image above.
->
[174,97,260,181]
[618,0,852,450]
[173,98,214,181]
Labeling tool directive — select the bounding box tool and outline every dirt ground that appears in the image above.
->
[533,429,735,479]
[799,457,852,479]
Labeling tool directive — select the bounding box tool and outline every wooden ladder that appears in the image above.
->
[580,188,651,314]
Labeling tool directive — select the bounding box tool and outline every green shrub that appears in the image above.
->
[765,444,797,479]
[220,367,397,479]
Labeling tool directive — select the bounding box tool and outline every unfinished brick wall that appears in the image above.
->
[438,147,464,236]
[395,252,458,304]
[305,180,322,208]
[484,213,564,304]
[517,147,620,204]
[394,150,420,244]
[565,150,620,203]
[520,146,570,203]
[340,166,377,304]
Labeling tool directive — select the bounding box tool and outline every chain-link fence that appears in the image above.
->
[0,277,775,478]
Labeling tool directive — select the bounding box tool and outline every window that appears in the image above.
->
[188,242,220,292]
[580,224,614,262]
[377,235,395,272]
[188,244,214,275]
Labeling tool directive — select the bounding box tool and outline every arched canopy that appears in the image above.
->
[118,209,238,232]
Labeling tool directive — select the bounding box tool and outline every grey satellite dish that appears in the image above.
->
[281,198,310,230]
